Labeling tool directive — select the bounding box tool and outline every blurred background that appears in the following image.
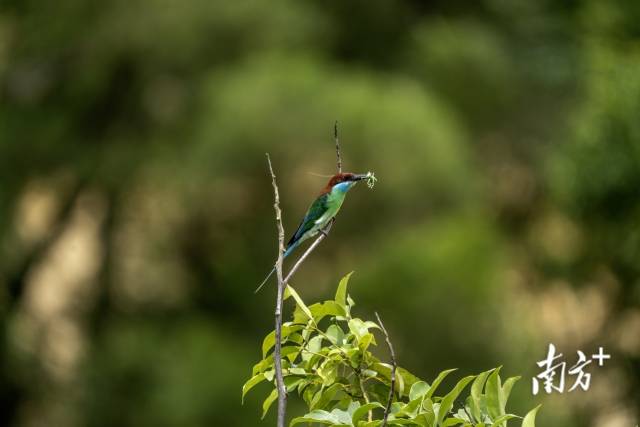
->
[1,0,640,426]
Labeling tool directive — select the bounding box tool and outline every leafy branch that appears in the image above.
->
[244,273,541,427]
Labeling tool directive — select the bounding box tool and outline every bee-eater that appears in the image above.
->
[255,172,371,293]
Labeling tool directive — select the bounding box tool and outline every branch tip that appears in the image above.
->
[334,120,342,173]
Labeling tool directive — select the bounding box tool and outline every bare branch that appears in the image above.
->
[266,153,287,427]
[334,120,342,173]
[283,219,333,284]
[358,372,373,422]
[375,312,397,427]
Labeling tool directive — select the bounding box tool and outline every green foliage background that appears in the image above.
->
[1,1,639,426]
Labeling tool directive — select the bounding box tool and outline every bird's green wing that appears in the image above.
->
[287,193,329,248]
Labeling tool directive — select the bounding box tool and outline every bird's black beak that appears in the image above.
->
[352,173,369,181]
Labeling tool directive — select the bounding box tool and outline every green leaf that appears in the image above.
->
[335,271,354,309]
[347,400,360,416]
[296,378,312,394]
[317,301,348,319]
[348,318,380,341]
[262,324,304,358]
[358,332,376,351]
[416,408,436,427]
[441,416,466,426]
[396,367,406,397]
[493,414,518,425]
[347,294,355,308]
[397,367,421,397]
[436,375,475,426]
[394,397,422,418]
[286,285,314,321]
[362,369,378,379]
[426,369,457,399]
[305,350,327,370]
[261,388,278,419]
[283,345,301,362]
[253,346,300,377]
[485,367,502,420]
[390,401,403,414]
[352,402,384,424]
[252,358,270,376]
[287,367,307,376]
[347,347,362,368]
[386,419,423,425]
[326,324,345,346]
[290,409,350,426]
[309,387,323,409]
[311,383,343,410]
[409,381,430,401]
[414,413,435,427]
[521,405,541,427]
[242,373,267,403]
[307,335,323,354]
[296,301,346,324]
[371,362,401,394]
[285,376,304,392]
[317,359,338,386]
[422,398,435,416]
[348,318,368,340]
[303,384,317,406]
[469,369,492,421]
[500,376,520,414]
[363,320,381,331]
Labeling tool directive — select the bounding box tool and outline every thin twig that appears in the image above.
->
[358,372,373,422]
[375,312,397,427]
[283,120,341,285]
[334,120,342,173]
[283,219,334,284]
[266,153,287,427]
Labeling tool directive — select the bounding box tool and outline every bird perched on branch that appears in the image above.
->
[255,172,375,293]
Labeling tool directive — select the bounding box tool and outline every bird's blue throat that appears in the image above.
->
[332,181,356,193]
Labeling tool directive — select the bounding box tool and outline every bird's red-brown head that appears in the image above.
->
[320,173,369,194]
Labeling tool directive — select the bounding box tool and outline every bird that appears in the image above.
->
[255,172,371,293]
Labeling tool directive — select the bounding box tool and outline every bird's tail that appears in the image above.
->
[254,244,298,293]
